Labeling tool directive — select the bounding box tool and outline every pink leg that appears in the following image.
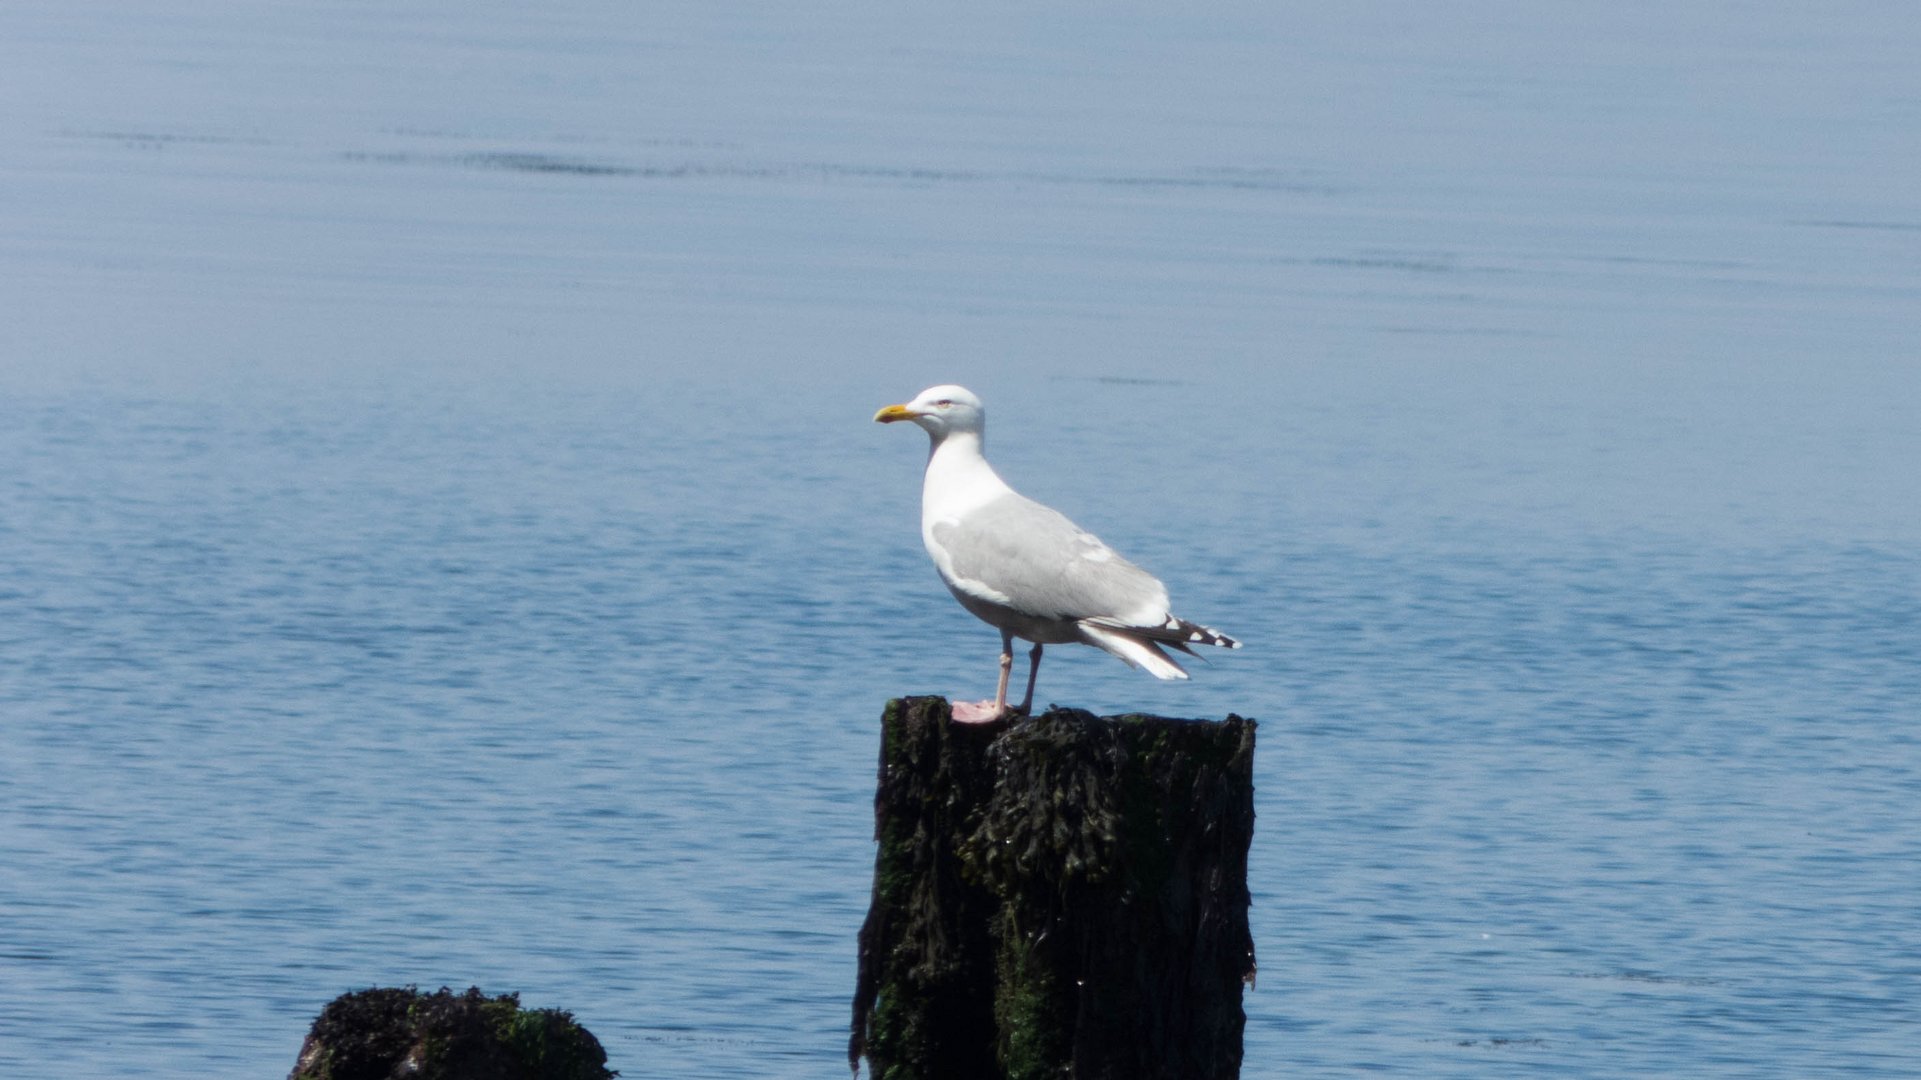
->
[951,632,1016,723]
[1015,642,1042,715]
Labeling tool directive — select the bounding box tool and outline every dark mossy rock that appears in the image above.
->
[851,697,1257,1080]
[288,986,615,1080]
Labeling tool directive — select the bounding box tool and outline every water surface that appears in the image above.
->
[2,3,1917,1077]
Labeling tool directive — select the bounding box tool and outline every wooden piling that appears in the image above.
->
[287,986,613,1080]
[851,697,1257,1080]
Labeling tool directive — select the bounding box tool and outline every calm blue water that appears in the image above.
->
[3,3,1918,1077]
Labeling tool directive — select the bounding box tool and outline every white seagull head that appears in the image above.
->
[873,384,985,439]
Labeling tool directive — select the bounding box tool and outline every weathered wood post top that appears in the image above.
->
[851,696,1257,1080]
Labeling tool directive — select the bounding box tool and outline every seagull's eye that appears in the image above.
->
[935,400,953,408]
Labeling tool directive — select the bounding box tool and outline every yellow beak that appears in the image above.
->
[873,403,918,423]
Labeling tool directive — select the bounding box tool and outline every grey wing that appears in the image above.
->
[931,493,1170,624]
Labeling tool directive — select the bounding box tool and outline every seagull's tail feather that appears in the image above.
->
[1078,622,1191,680]
[1090,614,1242,651]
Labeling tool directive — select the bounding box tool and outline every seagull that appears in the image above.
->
[875,384,1240,721]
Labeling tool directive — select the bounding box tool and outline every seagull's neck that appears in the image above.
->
[922,429,1012,524]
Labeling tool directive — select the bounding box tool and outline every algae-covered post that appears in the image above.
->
[287,986,614,1080]
[851,697,1257,1080]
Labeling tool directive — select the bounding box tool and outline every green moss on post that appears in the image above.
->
[851,698,1257,1080]
[288,986,615,1080]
